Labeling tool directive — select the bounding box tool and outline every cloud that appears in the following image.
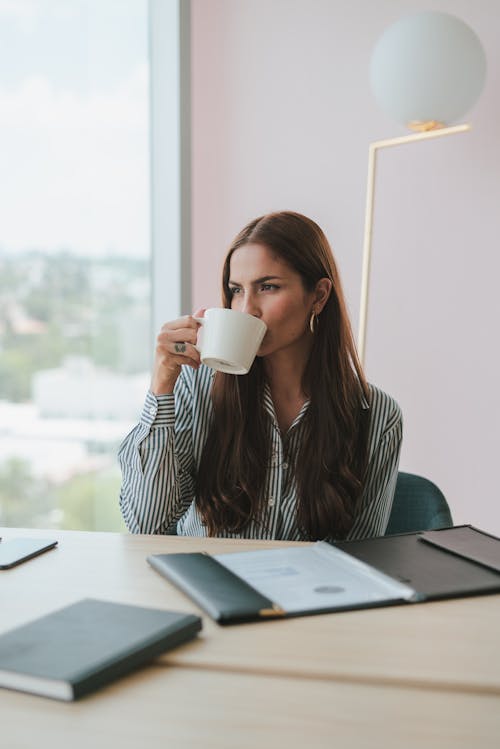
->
[0,63,150,257]
[0,0,38,22]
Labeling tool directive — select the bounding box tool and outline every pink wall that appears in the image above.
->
[190,0,500,533]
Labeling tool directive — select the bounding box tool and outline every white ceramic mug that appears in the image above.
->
[194,308,267,374]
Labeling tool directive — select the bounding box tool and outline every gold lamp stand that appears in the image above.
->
[357,123,471,367]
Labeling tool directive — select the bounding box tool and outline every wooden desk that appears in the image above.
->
[1,527,500,748]
[1,661,499,749]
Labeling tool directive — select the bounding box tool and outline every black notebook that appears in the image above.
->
[148,526,500,624]
[0,598,202,701]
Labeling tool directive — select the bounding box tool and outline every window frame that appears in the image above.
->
[149,0,191,354]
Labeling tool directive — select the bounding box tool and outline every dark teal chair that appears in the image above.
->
[386,471,453,535]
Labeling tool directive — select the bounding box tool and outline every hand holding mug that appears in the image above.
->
[151,311,204,394]
[151,307,268,394]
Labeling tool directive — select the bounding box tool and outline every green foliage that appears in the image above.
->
[0,458,53,528]
[0,349,34,402]
[91,319,121,368]
[0,248,148,530]
[54,470,126,532]
[0,250,150,401]
[0,457,126,532]
[0,326,68,401]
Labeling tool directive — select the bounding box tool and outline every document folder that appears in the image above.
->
[148,552,283,622]
[148,542,417,624]
[335,525,500,601]
[418,525,500,573]
[148,526,500,625]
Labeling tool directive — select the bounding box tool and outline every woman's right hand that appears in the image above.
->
[150,313,203,394]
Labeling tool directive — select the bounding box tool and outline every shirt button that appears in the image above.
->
[148,406,156,416]
[282,462,288,470]
[268,497,275,507]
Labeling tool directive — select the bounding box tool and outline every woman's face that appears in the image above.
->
[228,243,317,360]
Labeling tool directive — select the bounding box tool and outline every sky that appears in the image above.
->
[0,0,150,258]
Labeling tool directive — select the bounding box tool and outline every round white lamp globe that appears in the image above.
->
[370,11,487,130]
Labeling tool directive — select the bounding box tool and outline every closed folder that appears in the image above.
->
[148,527,500,625]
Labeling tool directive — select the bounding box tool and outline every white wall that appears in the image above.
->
[190,0,500,533]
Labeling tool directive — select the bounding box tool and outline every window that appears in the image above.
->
[0,0,150,530]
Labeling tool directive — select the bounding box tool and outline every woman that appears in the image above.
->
[119,211,402,541]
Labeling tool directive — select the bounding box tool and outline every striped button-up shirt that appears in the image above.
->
[119,365,402,540]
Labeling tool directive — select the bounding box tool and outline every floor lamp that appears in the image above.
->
[358,11,486,367]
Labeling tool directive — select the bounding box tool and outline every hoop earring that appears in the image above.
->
[309,311,318,334]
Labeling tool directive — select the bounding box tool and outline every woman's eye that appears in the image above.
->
[260,284,278,292]
[229,286,241,295]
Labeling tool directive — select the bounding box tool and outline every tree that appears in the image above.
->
[54,469,125,531]
[0,458,54,527]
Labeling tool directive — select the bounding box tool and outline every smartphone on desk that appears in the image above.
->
[0,538,58,569]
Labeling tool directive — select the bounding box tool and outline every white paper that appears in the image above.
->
[214,542,416,614]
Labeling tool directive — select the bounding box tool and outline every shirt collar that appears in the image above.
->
[261,378,369,430]
[262,383,310,433]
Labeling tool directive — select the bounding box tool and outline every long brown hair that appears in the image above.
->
[196,211,370,540]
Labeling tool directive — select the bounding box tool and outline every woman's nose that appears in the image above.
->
[241,294,261,318]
